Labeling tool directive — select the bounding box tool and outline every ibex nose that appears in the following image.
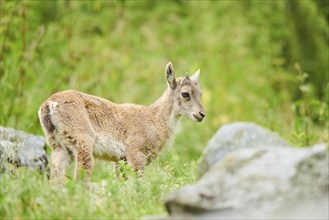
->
[199,111,206,118]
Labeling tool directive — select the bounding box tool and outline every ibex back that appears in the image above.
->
[38,62,205,183]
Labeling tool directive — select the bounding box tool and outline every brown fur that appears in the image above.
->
[38,62,205,183]
[40,104,55,133]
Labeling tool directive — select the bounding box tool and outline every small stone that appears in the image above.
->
[0,126,49,172]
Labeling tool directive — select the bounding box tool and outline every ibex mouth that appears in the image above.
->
[193,114,203,122]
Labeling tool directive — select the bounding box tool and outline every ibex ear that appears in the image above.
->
[165,62,177,89]
[190,69,200,82]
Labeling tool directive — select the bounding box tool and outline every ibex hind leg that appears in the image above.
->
[75,141,94,183]
[59,131,95,183]
[55,103,96,183]
[46,134,72,184]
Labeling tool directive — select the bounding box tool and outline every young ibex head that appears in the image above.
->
[165,62,205,122]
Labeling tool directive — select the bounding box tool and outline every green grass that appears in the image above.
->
[0,160,198,219]
[1,0,328,219]
[1,122,202,219]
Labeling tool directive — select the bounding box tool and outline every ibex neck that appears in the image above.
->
[149,89,180,130]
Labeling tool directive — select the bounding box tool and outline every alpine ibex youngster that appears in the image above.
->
[38,62,205,183]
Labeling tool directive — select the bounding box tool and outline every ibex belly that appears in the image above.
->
[93,134,125,161]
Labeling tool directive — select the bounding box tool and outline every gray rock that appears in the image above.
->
[162,122,329,219]
[166,144,328,217]
[158,192,328,219]
[0,126,49,172]
[199,122,289,177]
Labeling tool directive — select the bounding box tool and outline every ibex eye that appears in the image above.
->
[181,92,190,98]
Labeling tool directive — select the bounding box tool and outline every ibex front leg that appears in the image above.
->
[126,149,146,177]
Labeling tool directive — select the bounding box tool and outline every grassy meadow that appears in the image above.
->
[1,1,328,219]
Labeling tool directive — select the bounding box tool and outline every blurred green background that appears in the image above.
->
[1,0,328,142]
[0,0,328,219]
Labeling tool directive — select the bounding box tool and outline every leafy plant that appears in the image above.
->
[291,63,328,146]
